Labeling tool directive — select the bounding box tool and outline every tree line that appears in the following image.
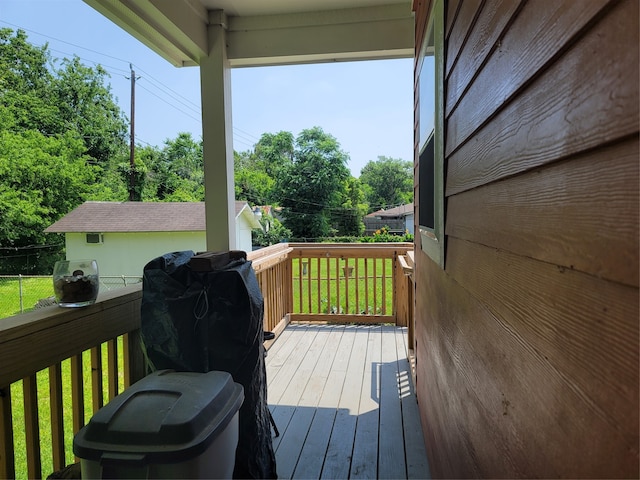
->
[0,29,413,274]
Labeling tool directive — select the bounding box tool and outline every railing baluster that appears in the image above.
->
[316,257,322,312]
[344,258,350,314]
[382,258,387,315]
[0,384,15,479]
[326,257,331,314]
[355,258,360,314]
[91,346,104,414]
[335,258,340,314]
[48,364,65,472]
[373,258,378,314]
[23,374,41,479]
[70,354,84,438]
[297,258,303,313]
[365,258,370,314]
[306,258,312,313]
[124,331,145,387]
[107,340,118,400]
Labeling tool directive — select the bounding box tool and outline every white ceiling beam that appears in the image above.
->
[84,0,208,66]
[225,4,414,67]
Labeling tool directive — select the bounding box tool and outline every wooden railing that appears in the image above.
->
[286,243,413,326]
[0,285,144,479]
[0,242,413,478]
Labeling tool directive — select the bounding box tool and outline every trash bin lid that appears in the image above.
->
[73,370,244,465]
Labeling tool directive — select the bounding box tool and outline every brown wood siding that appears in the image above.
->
[413,0,639,477]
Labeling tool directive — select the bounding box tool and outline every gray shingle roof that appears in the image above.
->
[366,203,413,218]
[45,201,250,233]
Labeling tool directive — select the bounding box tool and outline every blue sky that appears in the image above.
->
[0,0,414,176]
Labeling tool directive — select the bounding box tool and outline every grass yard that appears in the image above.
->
[10,338,125,479]
[291,257,394,315]
[0,276,53,318]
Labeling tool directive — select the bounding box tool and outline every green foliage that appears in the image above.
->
[276,127,351,238]
[0,130,97,243]
[252,210,292,247]
[0,27,413,274]
[360,226,414,243]
[51,56,128,164]
[331,176,367,236]
[235,168,275,206]
[142,133,204,201]
[359,156,413,210]
[253,131,294,179]
[0,28,129,272]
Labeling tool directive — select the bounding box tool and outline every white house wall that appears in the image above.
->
[64,232,206,277]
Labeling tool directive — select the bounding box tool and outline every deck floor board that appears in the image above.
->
[266,323,430,480]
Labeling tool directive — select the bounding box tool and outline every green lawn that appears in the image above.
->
[10,338,125,479]
[0,276,53,318]
[291,257,394,315]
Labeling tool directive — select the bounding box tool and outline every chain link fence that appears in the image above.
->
[0,275,143,319]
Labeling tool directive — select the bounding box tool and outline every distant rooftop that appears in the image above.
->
[366,203,413,218]
[45,201,251,233]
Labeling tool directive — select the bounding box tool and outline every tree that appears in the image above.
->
[235,168,275,206]
[51,56,129,165]
[359,156,413,211]
[0,29,130,272]
[143,133,204,201]
[276,127,350,238]
[331,176,367,236]
[253,131,294,179]
[0,130,99,272]
[0,28,58,134]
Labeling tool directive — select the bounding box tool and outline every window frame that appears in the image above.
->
[416,0,445,267]
[85,233,104,244]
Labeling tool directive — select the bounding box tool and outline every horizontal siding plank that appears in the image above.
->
[446,138,639,286]
[445,0,523,117]
[445,0,482,76]
[445,0,613,156]
[413,254,486,478]
[446,0,639,195]
[416,244,638,477]
[446,238,639,476]
[445,0,461,40]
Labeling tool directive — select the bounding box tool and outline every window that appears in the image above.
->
[86,233,104,244]
[417,0,445,267]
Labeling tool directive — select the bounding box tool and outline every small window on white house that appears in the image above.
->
[86,233,104,244]
[417,0,445,267]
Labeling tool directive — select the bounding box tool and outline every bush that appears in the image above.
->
[361,226,413,243]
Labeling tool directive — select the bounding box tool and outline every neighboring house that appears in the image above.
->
[364,203,414,235]
[45,201,260,277]
[81,2,639,479]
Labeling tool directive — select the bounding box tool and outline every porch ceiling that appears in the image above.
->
[82,0,414,67]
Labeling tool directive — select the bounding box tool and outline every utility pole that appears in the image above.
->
[127,64,140,201]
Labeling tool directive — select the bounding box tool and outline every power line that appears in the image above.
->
[1,21,273,153]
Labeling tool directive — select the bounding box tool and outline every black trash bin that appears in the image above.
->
[140,250,277,479]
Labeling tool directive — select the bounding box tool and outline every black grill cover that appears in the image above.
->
[140,250,277,479]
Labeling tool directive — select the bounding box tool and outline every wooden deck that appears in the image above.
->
[266,323,431,479]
